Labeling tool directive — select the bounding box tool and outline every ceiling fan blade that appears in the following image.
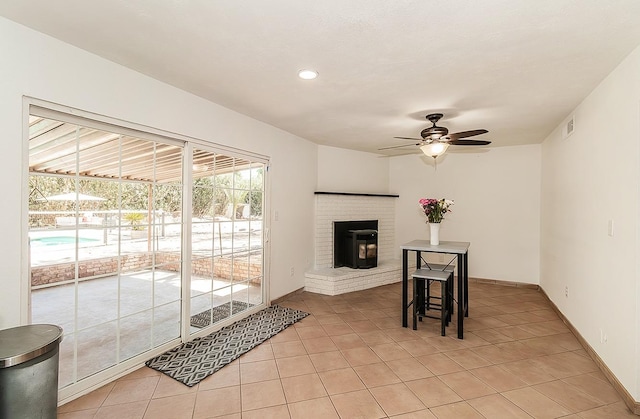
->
[385,149,421,156]
[378,143,421,150]
[448,139,492,146]
[393,136,422,141]
[448,129,488,139]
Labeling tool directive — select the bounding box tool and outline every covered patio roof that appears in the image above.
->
[28,116,250,183]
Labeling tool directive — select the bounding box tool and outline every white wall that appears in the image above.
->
[540,44,640,400]
[389,145,541,284]
[0,17,317,328]
[317,145,390,193]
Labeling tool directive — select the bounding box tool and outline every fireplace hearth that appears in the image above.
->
[334,220,378,269]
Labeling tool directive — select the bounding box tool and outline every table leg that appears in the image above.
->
[416,251,426,316]
[464,251,469,317]
[457,253,464,339]
[402,249,408,327]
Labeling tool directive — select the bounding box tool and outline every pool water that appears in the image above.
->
[31,236,99,246]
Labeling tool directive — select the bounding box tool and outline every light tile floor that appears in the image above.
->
[58,280,636,418]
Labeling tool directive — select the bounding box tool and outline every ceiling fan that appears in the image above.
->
[380,113,491,158]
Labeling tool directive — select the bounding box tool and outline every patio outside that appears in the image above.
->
[30,215,264,388]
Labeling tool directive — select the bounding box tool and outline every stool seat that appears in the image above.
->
[412,269,451,281]
[415,266,455,316]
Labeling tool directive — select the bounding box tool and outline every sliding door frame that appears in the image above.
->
[22,97,271,403]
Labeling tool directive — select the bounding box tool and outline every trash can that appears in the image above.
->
[0,324,63,419]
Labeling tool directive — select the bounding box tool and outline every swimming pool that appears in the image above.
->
[30,236,99,246]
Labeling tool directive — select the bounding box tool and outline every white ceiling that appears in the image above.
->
[2,1,640,155]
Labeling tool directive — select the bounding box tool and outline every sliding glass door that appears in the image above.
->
[189,148,265,334]
[27,107,267,397]
[28,114,184,388]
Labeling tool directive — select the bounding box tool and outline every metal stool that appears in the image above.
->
[421,263,455,319]
[412,269,452,335]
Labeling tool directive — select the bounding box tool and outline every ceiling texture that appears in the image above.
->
[2,0,640,156]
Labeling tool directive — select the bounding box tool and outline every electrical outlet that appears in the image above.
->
[290,267,294,276]
[565,286,568,298]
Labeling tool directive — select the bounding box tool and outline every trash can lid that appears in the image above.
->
[0,324,63,368]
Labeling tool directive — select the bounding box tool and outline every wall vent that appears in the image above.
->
[563,115,575,139]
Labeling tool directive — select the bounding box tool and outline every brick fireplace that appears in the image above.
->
[304,192,402,295]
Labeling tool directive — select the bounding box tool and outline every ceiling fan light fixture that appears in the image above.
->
[298,69,318,80]
[387,113,490,156]
[420,142,449,158]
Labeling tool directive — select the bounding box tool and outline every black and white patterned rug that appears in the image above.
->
[145,305,309,386]
[190,301,253,328]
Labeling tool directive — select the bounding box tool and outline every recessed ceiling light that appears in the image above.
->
[298,69,318,80]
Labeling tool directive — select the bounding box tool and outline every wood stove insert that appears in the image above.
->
[333,220,378,269]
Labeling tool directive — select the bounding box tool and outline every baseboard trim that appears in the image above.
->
[270,287,305,305]
[539,287,640,415]
[470,277,539,289]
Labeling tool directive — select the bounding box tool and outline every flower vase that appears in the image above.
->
[429,222,440,245]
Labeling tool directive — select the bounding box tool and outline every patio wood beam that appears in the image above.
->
[34,137,148,176]
[28,119,71,147]
[30,130,121,167]
[28,117,256,184]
